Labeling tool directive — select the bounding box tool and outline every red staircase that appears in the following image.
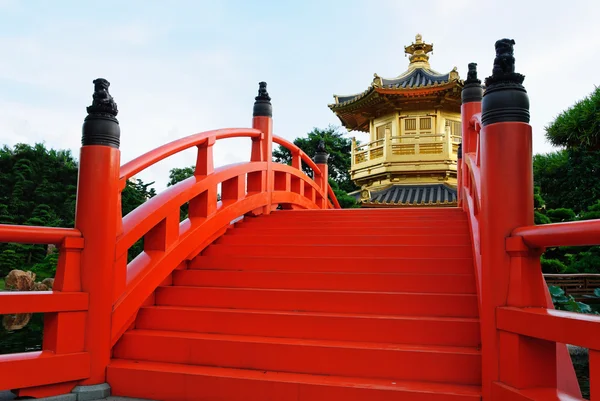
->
[108,208,482,400]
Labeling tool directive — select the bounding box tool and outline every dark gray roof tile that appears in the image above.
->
[358,184,457,206]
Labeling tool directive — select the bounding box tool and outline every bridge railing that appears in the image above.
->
[0,225,89,396]
[459,42,600,400]
[0,80,339,398]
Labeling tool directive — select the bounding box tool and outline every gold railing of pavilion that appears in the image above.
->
[352,133,461,166]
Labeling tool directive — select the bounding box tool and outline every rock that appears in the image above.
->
[42,278,54,290]
[2,313,32,331]
[46,244,57,255]
[4,270,36,291]
[33,282,48,291]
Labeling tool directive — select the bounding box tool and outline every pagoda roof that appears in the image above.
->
[353,184,457,207]
[335,67,454,105]
[329,34,463,132]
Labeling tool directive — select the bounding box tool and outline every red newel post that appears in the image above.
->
[460,62,483,212]
[478,40,532,400]
[75,79,121,385]
[456,142,462,207]
[251,82,274,214]
[313,139,330,209]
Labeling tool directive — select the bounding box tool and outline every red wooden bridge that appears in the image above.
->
[0,39,599,401]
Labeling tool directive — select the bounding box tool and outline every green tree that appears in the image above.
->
[167,166,225,221]
[168,167,195,187]
[273,126,357,194]
[534,188,600,274]
[121,179,157,261]
[328,179,359,209]
[0,143,157,274]
[272,126,358,207]
[545,86,600,150]
[534,150,600,213]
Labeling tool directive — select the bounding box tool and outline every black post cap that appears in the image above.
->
[82,78,120,148]
[461,62,483,104]
[253,81,272,117]
[457,142,462,159]
[313,138,330,164]
[481,39,530,126]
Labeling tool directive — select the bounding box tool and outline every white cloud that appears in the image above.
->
[2,0,600,193]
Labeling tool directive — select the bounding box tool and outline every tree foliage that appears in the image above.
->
[272,126,358,207]
[533,149,600,213]
[273,126,357,195]
[0,143,156,277]
[535,186,600,274]
[545,86,600,150]
[168,167,195,187]
[167,166,221,220]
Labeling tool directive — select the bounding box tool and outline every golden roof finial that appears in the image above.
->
[404,33,433,68]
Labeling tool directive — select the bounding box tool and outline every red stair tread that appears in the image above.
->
[114,330,481,384]
[154,286,479,317]
[138,304,481,321]
[172,270,477,293]
[117,329,481,354]
[191,255,473,273]
[202,244,472,258]
[229,226,470,235]
[236,220,468,229]
[217,234,471,246]
[108,359,481,401]
[110,208,482,399]
[135,306,481,347]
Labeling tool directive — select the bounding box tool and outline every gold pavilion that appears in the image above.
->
[329,34,463,207]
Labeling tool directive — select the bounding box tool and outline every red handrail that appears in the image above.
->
[272,135,321,175]
[120,128,262,181]
[273,135,341,209]
[458,61,590,398]
[0,224,87,396]
[0,225,81,244]
[512,220,600,248]
[0,81,341,398]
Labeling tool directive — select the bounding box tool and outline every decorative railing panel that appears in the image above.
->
[0,80,339,398]
[458,42,599,400]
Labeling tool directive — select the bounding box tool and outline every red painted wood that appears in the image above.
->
[261,213,467,220]
[230,225,470,236]
[218,233,471,246]
[512,220,600,248]
[191,255,473,274]
[238,218,468,228]
[492,382,582,401]
[0,352,89,391]
[114,330,481,385]
[497,306,600,351]
[120,128,262,181]
[135,306,480,347]
[0,292,88,314]
[108,359,481,401]
[202,244,472,258]
[154,286,479,317]
[0,225,81,245]
[172,270,477,293]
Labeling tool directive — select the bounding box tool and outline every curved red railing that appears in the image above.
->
[120,128,263,182]
[461,112,482,305]
[0,107,339,397]
[513,220,600,248]
[111,127,339,345]
[0,225,89,396]
[459,94,600,399]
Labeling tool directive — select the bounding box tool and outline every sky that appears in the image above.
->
[1,0,599,190]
